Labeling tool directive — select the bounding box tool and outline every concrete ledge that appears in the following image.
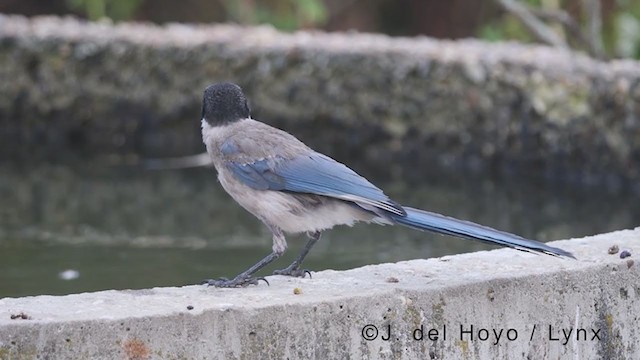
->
[1,229,638,359]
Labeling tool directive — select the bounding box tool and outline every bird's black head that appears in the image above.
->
[201,83,250,126]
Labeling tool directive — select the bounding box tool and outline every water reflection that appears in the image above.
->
[0,164,637,297]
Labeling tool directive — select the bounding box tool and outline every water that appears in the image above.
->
[1,163,638,298]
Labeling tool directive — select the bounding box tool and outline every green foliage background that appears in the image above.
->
[65,0,640,59]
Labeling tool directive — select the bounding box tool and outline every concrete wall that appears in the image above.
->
[1,15,640,186]
[1,229,638,359]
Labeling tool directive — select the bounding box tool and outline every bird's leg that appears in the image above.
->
[273,231,321,278]
[204,224,287,288]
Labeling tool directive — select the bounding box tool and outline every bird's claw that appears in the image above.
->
[202,276,269,288]
[273,265,312,278]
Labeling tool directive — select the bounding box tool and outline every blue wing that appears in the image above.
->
[220,139,574,258]
[221,140,405,216]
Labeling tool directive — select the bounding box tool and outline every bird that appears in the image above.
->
[200,82,574,287]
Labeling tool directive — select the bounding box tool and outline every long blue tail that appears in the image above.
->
[391,207,575,258]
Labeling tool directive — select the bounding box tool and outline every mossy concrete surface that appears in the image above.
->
[1,229,638,359]
[1,15,640,185]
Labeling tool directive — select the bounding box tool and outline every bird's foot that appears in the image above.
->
[273,263,312,278]
[202,276,269,288]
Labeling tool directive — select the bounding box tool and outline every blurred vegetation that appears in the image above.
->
[612,0,640,58]
[65,0,327,30]
[3,0,639,59]
[66,0,143,22]
[220,0,327,31]
[483,0,640,59]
